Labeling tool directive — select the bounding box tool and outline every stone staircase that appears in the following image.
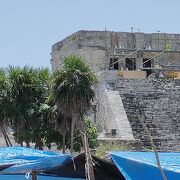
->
[8,72,178,151]
[96,76,135,142]
[104,89,134,140]
[104,76,180,151]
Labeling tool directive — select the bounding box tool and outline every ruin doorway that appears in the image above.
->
[143,59,152,76]
[109,58,119,70]
[125,58,136,70]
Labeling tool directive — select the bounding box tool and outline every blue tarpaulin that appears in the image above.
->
[110,151,180,180]
[0,147,71,173]
[0,174,85,180]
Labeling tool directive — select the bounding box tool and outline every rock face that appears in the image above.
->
[98,71,180,151]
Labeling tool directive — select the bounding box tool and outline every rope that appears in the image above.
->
[72,157,76,171]
[25,171,31,179]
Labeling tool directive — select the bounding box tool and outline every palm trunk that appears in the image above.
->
[20,141,23,147]
[3,129,12,146]
[70,117,75,154]
[35,139,43,150]
[25,141,30,148]
[0,121,12,147]
[2,129,9,147]
[62,133,66,154]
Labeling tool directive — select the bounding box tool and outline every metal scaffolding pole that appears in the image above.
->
[141,50,165,66]
[110,48,140,70]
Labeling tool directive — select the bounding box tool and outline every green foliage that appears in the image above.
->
[0,68,9,123]
[143,146,153,151]
[70,35,77,42]
[5,66,51,149]
[50,55,98,152]
[164,43,172,51]
[0,68,7,113]
[57,118,98,152]
[50,55,97,116]
[0,57,98,152]
[85,118,98,149]
[96,142,128,158]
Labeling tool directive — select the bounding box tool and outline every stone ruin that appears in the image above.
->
[51,30,180,151]
[96,71,180,151]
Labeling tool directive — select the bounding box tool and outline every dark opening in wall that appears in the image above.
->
[109,58,119,70]
[125,58,136,70]
[143,59,152,76]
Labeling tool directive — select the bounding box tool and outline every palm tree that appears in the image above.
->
[7,66,50,147]
[50,55,97,180]
[0,68,12,146]
[7,66,31,146]
[31,68,51,150]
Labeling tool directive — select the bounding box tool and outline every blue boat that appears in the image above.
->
[110,151,180,180]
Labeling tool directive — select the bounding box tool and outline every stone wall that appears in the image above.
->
[103,74,180,151]
[51,31,106,72]
[51,30,180,72]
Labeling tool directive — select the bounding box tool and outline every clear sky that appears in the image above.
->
[1,0,180,69]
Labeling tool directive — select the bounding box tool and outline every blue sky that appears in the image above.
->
[0,0,180,68]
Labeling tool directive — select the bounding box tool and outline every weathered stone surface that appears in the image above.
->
[51,30,180,72]
[102,72,180,151]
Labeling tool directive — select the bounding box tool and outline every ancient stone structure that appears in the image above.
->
[51,30,180,73]
[98,71,180,151]
[51,30,180,151]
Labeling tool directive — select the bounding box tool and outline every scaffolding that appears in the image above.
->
[107,47,180,72]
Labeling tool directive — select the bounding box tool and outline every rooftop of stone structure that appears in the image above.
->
[52,30,180,51]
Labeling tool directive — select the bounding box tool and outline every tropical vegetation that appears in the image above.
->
[0,56,98,154]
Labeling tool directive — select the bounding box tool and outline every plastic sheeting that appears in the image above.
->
[0,147,71,173]
[0,174,85,180]
[110,151,180,180]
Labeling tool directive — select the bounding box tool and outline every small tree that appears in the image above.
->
[50,55,98,180]
[60,118,98,152]
[51,55,97,151]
